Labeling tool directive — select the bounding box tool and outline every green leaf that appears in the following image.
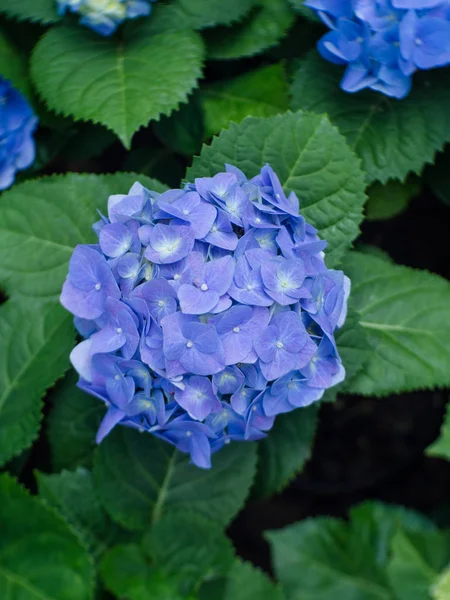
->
[153,93,205,156]
[31,24,204,147]
[46,370,104,471]
[365,179,420,221]
[253,405,318,499]
[267,517,392,600]
[144,512,234,593]
[348,502,437,568]
[0,474,94,599]
[426,403,450,461]
[0,301,74,467]
[148,0,259,31]
[100,544,183,600]
[188,112,366,263]
[343,252,450,396]
[0,27,32,98]
[386,529,450,600]
[223,560,284,600]
[206,0,295,60]
[433,566,450,600]
[94,427,257,531]
[0,172,166,300]
[267,501,435,600]
[37,467,124,559]
[201,64,289,138]
[0,0,59,24]
[291,53,450,183]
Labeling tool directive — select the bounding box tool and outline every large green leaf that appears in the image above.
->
[224,560,284,600]
[188,112,366,263]
[291,53,450,183]
[267,502,435,600]
[201,64,289,138]
[31,25,204,147]
[0,474,93,599]
[0,0,59,24]
[427,403,450,461]
[144,512,234,593]
[206,0,295,60]
[288,0,321,21]
[0,27,32,98]
[37,467,124,559]
[0,173,166,300]
[47,370,104,471]
[343,252,450,396]
[335,308,371,388]
[148,0,258,31]
[253,405,318,499]
[267,517,392,600]
[426,145,450,206]
[100,544,183,600]
[0,301,74,467]
[386,529,450,600]
[94,427,257,531]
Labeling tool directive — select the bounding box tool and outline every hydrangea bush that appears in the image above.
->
[61,164,348,467]
[1,1,450,599]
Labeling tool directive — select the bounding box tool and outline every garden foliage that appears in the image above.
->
[1,0,450,598]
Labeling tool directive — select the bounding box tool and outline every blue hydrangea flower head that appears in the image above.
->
[306,0,450,97]
[61,166,350,469]
[56,0,157,36]
[0,78,38,191]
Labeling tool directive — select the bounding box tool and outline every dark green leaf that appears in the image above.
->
[46,370,104,471]
[206,0,295,60]
[100,544,182,600]
[0,301,74,467]
[94,427,257,530]
[153,94,205,156]
[37,467,124,559]
[224,560,284,600]
[144,512,234,592]
[365,179,420,221]
[427,401,450,461]
[0,27,32,99]
[201,64,288,138]
[31,25,204,147]
[254,405,318,499]
[343,252,450,395]
[0,474,94,599]
[387,529,450,600]
[0,0,59,24]
[291,53,450,183]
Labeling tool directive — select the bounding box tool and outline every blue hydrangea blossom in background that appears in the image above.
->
[61,165,350,468]
[57,0,156,36]
[306,0,450,98]
[0,78,38,191]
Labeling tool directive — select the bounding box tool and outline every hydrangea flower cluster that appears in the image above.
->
[61,164,349,468]
[56,0,156,36]
[0,77,38,191]
[306,0,450,98]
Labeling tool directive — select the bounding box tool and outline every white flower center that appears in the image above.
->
[114,374,121,381]
[233,327,240,333]
[200,283,208,291]
[158,300,165,307]
[116,327,123,334]
[186,340,193,348]
[94,283,101,291]
[174,274,181,281]
[276,341,284,349]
